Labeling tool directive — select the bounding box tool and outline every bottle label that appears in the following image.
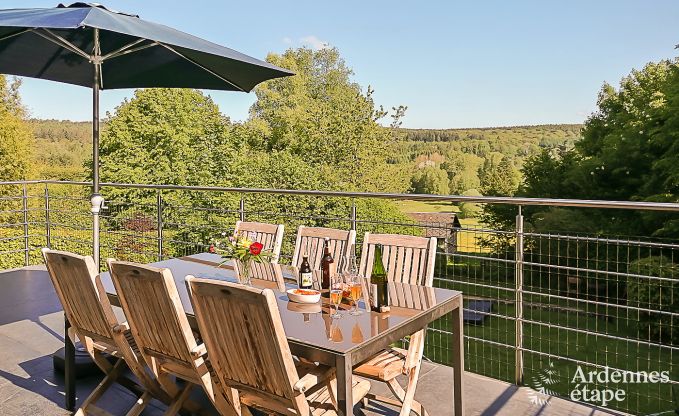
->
[301,272,313,288]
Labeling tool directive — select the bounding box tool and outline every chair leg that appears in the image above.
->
[398,369,420,416]
[325,377,339,410]
[156,372,206,415]
[125,391,152,416]
[75,359,125,414]
[163,382,193,416]
[213,388,240,416]
[361,377,427,416]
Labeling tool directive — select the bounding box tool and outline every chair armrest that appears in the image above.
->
[190,343,208,359]
[293,363,335,393]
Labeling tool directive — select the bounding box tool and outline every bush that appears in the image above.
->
[459,189,482,219]
[627,256,679,345]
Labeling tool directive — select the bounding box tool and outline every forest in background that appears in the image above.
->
[28,118,581,197]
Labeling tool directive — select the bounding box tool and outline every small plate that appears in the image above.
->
[286,288,321,304]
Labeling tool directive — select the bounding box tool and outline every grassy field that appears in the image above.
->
[427,257,679,416]
[394,199,459,213]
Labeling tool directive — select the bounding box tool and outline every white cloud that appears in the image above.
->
[299,35,330,51]
[282,37,292,44]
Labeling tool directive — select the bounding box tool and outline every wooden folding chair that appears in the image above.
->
[107,259,241,416]
[291,226,356,274]
[233,220,285,283]
[41,248,169,416]
[186,276,372,416]
[355,233,438,416]
[233,220,284,263]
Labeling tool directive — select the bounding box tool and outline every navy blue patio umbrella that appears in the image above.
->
[0,2,293,266]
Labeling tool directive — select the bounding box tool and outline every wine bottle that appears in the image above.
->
[370,244,390,312]
[321,237,334,295]
[299,256,313,289]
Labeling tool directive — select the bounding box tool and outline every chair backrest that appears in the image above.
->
[291,226,356,273]
[108,260,198,366]
[42,248,117,344]
[235,260,286,292]
[186,277,303,409]
[358,233,437,287]
[233,221,284,263]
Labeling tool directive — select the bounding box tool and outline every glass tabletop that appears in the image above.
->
[100,253,462,354]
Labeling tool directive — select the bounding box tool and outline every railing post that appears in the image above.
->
[350,200,357,231]
[515,205,524,385]
[156,190,163,261]
[239,196,245,222]
[44,183,51,249]
[22,183,29,266]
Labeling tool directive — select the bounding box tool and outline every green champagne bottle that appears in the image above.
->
[370,244,389,312]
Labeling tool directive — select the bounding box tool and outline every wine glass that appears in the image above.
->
[330,274,344,319]
[345,255,364,315]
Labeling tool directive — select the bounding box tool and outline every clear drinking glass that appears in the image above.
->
[330,274,344,319]
[346,255,364,315]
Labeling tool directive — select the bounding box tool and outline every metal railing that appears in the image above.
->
[1,179,678,415]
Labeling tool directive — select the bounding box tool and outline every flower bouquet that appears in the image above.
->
[209,232,273,286]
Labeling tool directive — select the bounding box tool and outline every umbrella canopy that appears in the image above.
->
[0,2,293,267]
[0,2,293,91]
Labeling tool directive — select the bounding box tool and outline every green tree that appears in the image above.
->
[98,88,238,243]
[479,157,520,197]
[0,75,32,183]
[100,88,232,189]
[249,47,406,193]
[410,166,450,195]
[627,256,679,344]
[459,189,482,218]
[512,59,679,238]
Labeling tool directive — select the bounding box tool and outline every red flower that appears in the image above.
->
[249,242,263,255]
[208,244,216,253]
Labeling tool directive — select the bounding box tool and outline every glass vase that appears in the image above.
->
[236,258,252,286]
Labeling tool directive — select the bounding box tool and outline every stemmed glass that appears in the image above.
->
[345,255,364,315]
[329,274,344,319]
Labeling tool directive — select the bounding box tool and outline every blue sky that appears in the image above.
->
[8,0,679,128]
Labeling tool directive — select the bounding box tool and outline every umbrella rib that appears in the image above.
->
[156,42,247,92]
[31,29,89,60]
[0,28,31,43]
[100,38,146,61]
[102,42,158,62]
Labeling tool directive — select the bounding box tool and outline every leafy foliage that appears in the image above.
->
[30,119,91,180]
[249,47,408,193]
[627,256,679,344]
[0,75,32,183]
[501,59,679,239]
[401,125,580,196]
[410,166,450,195]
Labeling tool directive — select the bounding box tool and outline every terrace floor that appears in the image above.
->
[0,267,624,416]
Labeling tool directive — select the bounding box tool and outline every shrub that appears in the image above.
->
[627,256,679,344]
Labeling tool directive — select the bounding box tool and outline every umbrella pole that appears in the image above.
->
[91,28,103,270]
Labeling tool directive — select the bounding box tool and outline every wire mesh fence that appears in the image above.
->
[1,180,677,415]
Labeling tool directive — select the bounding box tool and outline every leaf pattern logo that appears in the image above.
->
[527,361,560,407]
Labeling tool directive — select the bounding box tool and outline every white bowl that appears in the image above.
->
[286,288,321,304]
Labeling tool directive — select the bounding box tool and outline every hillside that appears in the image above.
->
[27,119,582,187]
[29,119,93,180]
[393,124,582,197]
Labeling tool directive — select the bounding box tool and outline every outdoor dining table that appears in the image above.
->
[64,253,465,416]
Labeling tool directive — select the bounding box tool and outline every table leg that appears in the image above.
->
[451,301,465,415]
[335,353,353,416]
[64,315,76,411]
